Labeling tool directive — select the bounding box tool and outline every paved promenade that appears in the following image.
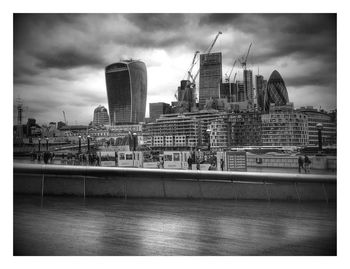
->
[14,195,336,255]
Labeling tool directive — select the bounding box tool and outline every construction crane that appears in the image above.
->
[62,111,67,125]
[186,51,200,81]
[239,42,252,70]
[225,59,237,83]
[206,31,222,55]
[190,31,222,86]
[233,72,237,83]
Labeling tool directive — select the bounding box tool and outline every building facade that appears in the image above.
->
[199,52,222,108]
[220,82,237,102]
[149,102,171,122]
[261,105,308,146]
[142,110,226,150]
[296,106,336,146]
[256,75,267,112]
[93,105,109,126]
[243,69,253,106]
[105,60,147,125]
[228,112,262,146]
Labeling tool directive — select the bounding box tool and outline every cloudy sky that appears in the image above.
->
[13,13,336,125]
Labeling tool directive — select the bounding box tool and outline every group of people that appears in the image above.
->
[187,155,225,171]
[31,151,55,164]
[63,153,100,166]
[298,155,312,173]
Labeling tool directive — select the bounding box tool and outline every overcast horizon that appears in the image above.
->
[13,13,336,125]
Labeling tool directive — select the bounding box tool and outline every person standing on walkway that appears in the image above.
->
[220,159,225,171]
[298,156,304,173]
[187,156,193,170]
[304,155,311,173]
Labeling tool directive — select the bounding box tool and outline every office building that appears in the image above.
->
[176,80,196,113]
[92,105,109,126]
[261,104,308,146]
[236,81,246,102]
[256,75,267,112]
[296,106,336,146]
[228,112,262,146]
[199,52,222,108]
[264,70,289,112]
[105,60,147,125]
[243,69,253,106]
[220,82,237,102]
[149,102,171,122]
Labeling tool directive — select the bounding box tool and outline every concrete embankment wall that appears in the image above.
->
[14,172,336,201]
[247,155,337,170]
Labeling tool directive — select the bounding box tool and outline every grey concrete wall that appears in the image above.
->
[13,173,336,201]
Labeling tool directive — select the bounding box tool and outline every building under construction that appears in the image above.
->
[142,110,227,150]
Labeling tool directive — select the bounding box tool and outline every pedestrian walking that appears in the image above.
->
[220,158,225,171]
[160,157,164,169]
[304,155,312,173]
[187,156,193,170]
[298,156,304,173]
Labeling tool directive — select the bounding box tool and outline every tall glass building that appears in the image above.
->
[199,52,222,108]
[105,60,147,125]
[265,70,289,112]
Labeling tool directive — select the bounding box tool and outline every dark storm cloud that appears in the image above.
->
[124,13,189,32]
[35,48,105,69]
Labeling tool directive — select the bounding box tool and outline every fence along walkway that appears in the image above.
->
[14,163,336,201]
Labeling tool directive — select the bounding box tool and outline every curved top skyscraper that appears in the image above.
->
[264,70,289,112]
[105,60,147,125]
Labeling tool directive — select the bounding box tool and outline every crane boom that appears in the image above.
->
[244,43,252,64]
[207,31,222,54]
[186,51,200,81]
[225,59,237,82]
[233,72,237,83]
[240,42,252,70]
[190,31,223,84]
[62,111,67,125]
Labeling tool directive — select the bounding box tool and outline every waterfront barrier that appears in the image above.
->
[14,163,336,201]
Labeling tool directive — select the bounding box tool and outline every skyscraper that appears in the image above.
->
[199,52,222,108]
[92,105,109,126]
[264,70,289,112]
[243,69,253,106]
[105,60,147,125]
[256,75,267,112]
[236,81,245,102]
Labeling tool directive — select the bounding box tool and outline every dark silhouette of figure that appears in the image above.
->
[298,156,304,173]
[187,156,193,170]
[220,159,225,171]
[304,155,311,173]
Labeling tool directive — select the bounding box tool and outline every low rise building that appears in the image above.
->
[261,104,308,146]
[296,106,336,146]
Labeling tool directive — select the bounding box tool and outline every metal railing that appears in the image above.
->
[14,163,336,184]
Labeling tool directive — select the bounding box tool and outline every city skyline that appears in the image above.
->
[14,13,336,124]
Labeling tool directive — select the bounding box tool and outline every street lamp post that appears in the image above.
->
[316,123,323,153]
[132,132,137,167]
[45,137,49,151]
[87,135,91,153]
[206,128,212,151]
[38,138,41,153]
[78,135,81,153]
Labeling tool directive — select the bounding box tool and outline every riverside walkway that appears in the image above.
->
[14,195,336,256]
